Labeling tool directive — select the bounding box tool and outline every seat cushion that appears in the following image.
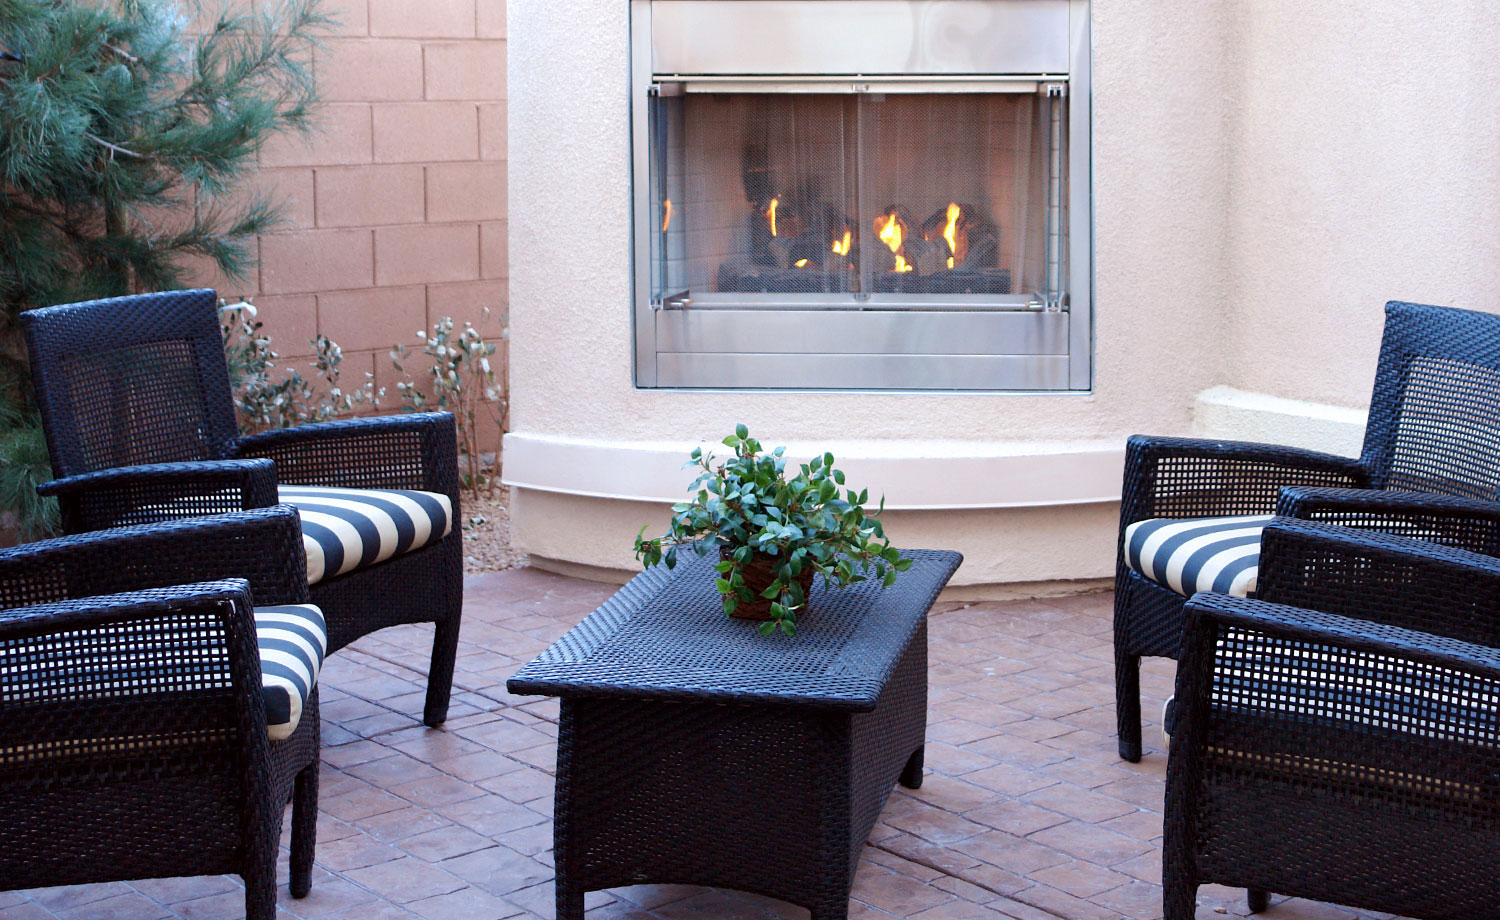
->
[279,485,453,585]
[1123,514,1272,598]
[256,603,328,741]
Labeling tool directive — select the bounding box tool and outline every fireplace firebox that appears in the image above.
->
[631,0,1091,390]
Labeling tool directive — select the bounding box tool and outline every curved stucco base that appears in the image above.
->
[505,384,1370,597]
[509,485,1121,592]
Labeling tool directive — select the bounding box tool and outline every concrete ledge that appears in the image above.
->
[525,554,1113,603]
[502,432,1125,510]
[1193,386,1366,458]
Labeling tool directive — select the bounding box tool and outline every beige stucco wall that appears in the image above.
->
[192,0,509,451]
[505,0,1500,591]
[1219,1,1500,410]
[506,0,1234,443]
[504,0,1237,588]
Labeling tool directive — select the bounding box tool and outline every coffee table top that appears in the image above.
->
[507,547,962,712]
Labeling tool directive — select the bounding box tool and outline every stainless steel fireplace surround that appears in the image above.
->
[631,0,1092,391]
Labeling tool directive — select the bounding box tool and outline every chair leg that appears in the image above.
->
[899,745,924,789]
[1161,878,1198,920]
[424,613,462,727]
[557,886,586,920]
[1115,649,1143,762]
[243,825,278,920]
[1161,845,1197,920]
[289,764,318,898]
[1247,888,1270,913]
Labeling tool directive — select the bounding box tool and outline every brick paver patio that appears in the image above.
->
[0,568,1406,920]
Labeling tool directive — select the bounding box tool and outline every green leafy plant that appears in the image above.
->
[390,308,509,503]
[220,298,380,434]
[0,0,331,540]
[634,424,911,636]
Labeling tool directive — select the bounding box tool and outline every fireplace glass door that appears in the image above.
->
[631,0,1091,392]
[651,88,1064,311]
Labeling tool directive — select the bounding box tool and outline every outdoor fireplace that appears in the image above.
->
[631,0,1091,390]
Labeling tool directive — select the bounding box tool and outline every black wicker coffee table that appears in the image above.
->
[507,547,962,920]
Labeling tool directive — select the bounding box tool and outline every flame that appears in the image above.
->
[766,196,780,237]
[876,211,914,273]
[942,202,960,269]
[876,211,903,251]
[661,199,673,232]
[831,230,851,256]
[794,258,809,267]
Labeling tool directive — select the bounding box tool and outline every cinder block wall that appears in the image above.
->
[195,0,508,451]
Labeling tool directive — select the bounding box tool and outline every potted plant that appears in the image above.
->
[634,425,912,636]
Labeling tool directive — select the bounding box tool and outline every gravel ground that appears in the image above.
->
[459,485,527,574]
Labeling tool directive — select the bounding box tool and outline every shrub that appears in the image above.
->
[221,299,379,435]
[390,308,509,501]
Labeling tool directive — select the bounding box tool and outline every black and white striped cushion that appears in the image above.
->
[278,486,453,585]
[1123,514,1272,598]
[256,603,327,741]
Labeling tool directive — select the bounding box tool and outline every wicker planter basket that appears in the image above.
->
[721,545,815,620]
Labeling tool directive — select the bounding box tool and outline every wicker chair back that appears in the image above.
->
[20,289,239,477]
[1363,301,1500,499]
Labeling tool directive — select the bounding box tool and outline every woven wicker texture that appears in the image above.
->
[22,290,464,727]
[1165,520,1500,919]
[510,547,961,710]
[509,548,960,920]
[0,511,320,919]
[1115,300,1500,761]
[23,289,239,474]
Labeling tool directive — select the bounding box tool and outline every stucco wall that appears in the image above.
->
[191,0,509,450]
[504,0,1241,587]
[1220,1,1500,411]
[507,1,1235,446]
[505,0,1500,590]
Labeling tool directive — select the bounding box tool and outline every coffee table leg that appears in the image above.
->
[899,744,924,789]
[555,701,586,920]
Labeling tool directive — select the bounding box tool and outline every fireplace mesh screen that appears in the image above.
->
[651,91,1060,304]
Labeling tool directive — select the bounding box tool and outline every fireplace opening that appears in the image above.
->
[654,91,1056,300]
[632,0,1091,391]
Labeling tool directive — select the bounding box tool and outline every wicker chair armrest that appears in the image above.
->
[1276,486,1500,556]
[1181,592,1500,692]
[1255,517,1500,647]
[0,506,309,608]
[38,459,279,534]
[0,581,270,753]
[1120,435,1367,529]
[0,579,251,644]
[235,412,458,499]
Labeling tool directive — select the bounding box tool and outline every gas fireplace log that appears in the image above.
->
[717,261,855,295]
[873,267,1012,295]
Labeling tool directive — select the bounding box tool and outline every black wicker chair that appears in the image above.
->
[0,506,321,920]
[21,288,463,726]
[1115,300,1500,760]
[1164,517,1500,918]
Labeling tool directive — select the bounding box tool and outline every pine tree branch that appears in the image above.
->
[84,133,144,159]
[99,40,139,64]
